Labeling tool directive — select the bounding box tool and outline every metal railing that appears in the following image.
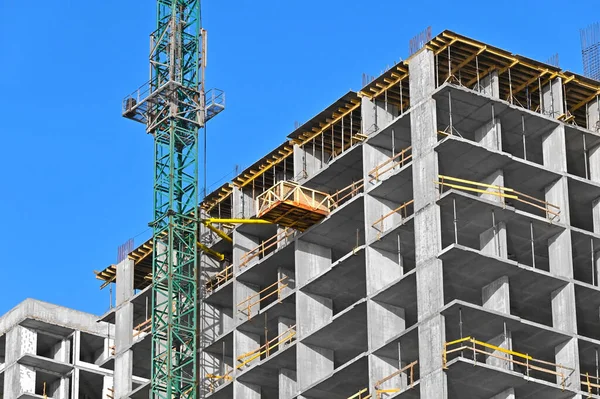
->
[236,325,296,369]
[372,199,414,235]
[582,372,600,398]
[368,146,413,183]
[133,318,152,339]
[240,228,296,268]
[237,277,289,320]
[205,264,233,292]
[347,361,418,399]
[331,180,365,209]
[443,337,574,389]
[436,174,561,221]
[256,181,334,218]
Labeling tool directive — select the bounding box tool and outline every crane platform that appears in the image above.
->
[256,181,333,231]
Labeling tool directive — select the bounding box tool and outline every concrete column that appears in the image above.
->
[3,325,36,398]
[479,169,504,203]
[49,377,69,399]
[475,117,502,150]
[235,281,259,322]
[279,368,297,399]
[293,143,326,183]
[232,186,255,219]
[552,284,581,389]
[363,142,394,186]
[365,194,403,243]
[593,197,600,234]
[297,342,333,390]
[71,368,80,398]
[295,240,331,287]
[235,330,260,371]
[589,144,600,183]
[102,376,114,399]
[361,96,399,136]
[542,77,564,118]
[482,276,510,313]
[409,47,448,398]
[114,258,134,399]
[365,246,403,295]
[234,380,261,399]
[296,291,332,339]
[482,277,512,370]
[587,96,600,132]
[233,229,259,272]
[278,267,296,297]
[367,299,405,350]
[479,70,500,98]
[369,354,404,394]
[489,387,515,399]
[480,222,507,258]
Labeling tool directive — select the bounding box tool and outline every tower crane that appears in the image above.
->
[122,1,224,397]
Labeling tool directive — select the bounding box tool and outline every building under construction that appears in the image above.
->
[5,24,600,399]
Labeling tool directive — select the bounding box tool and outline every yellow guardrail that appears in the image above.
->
[205,264,233,293]
[436,174,560,221]
[240,228,296,268]
[372,199,415,235]
[443,336,573,389]
[236,326,296,369]
[237,277,289,321]
[368,146,413,182]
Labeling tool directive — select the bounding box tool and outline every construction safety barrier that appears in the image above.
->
[240,228,296,268]
[205,264,233,292]
[347,360,418,399]
[443,337,574,389]
[582,372,600,398]
[372,199,415,235]
[236,325,296,369]
[205,373,233,393]
[237,277,289,320]
[368,146,413,183]
[436,174,561,221]
[133,318,151,339]
[331,180,364,208]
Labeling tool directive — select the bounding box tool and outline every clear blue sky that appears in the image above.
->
[0,0,597,317]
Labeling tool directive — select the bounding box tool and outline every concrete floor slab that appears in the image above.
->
[301,301,368,366]
[297,354,369,399]
[18,354,73,375]
[366,111,411,152]
[371,270,418,327]
[303,143,364,193]
[440,244,568,326]
[373,322,420,364]
[368,162,413,204]
[237,342,296,388]
[302,247,366,314]
[442,300,571,361]
[445,358,575,399]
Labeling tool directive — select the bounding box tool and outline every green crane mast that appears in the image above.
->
[122,1,224,398]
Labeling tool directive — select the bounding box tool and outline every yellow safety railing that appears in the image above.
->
[256,181,334,218]
[369,146,413,183]
[206,264,233,292]
[374,360,418,398]
[133,318,152,339]
[240,228,296,268]
[436,174,561,221]
[206,372,233,392]
[582,372,600,398]
[372,199,415,235]
[347,388,371,399]
[236,325,296,369]
[107,387,114,399]
[237,277,289,321]
[348,361,418,399]
[443,337,574,389]
[331,180,365,208]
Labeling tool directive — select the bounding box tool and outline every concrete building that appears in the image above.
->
[92,29,600,398]
[0,299,124,399]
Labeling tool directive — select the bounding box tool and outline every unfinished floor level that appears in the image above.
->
[94,30,600,399]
